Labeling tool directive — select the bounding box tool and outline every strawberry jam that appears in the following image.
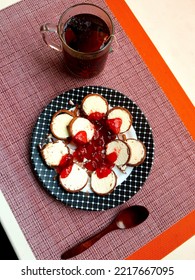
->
[60,165,73,178]
[72,115,119,178]
[106,118,122,134]
[96,166,112,179]
[106,151,118,163]
[56,154,74,177]
[88,112,105,121]
[56,112,122,179]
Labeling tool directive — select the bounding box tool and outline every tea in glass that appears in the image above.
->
[40,4,114,78]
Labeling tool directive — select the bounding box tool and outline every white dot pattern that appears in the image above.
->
[30,86,155,211]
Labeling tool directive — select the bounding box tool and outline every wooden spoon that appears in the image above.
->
[61,205,149,259]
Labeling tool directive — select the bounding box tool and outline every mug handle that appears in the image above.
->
[40,23,62,52]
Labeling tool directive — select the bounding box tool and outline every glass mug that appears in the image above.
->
[40,3,114,78]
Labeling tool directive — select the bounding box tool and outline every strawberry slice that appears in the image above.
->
[59,154,73,167]
[106,152,118,163]
[60,165,73,178]
[73,131,88,144]
[96,166,112,179]
[106,118,122,134]
[55,154,73,174]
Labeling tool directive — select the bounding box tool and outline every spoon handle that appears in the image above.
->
[61,223,117,259]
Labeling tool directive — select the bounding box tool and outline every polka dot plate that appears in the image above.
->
[30,86,155,211]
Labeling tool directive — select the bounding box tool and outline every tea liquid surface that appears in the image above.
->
[63,14,110,52]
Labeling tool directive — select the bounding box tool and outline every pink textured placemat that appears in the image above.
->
[0,0,194,260]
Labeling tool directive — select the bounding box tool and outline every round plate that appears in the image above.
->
[30,86,154,210]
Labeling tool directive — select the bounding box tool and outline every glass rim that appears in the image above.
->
[58,3,114,55]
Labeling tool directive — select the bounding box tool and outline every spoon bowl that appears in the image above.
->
[61,205,149,259]
[115,205,149,229]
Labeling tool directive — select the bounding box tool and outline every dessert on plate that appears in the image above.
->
[40,93,146,195]
[107,107,132,133]
[91,169,117,195]
[106,139,130,167]
[50,109,74,139]
[81,93,108,120]
[59,163,89,193]
[68,117,95,144]
[40,140,69,167]
[126,138,146,166]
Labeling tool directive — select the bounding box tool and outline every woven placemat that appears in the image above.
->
[0,0,194,259]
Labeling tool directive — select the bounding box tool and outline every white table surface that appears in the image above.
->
[125,0,195,106]
[0,0,194,260]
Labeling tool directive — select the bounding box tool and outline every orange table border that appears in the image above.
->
[106,0,195,259]
[106,0,195,141]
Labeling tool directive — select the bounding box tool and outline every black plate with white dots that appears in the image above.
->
[30,86,154,211]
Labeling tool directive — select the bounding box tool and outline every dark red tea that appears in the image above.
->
[62,14,111,78]
[64,14,110,52]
